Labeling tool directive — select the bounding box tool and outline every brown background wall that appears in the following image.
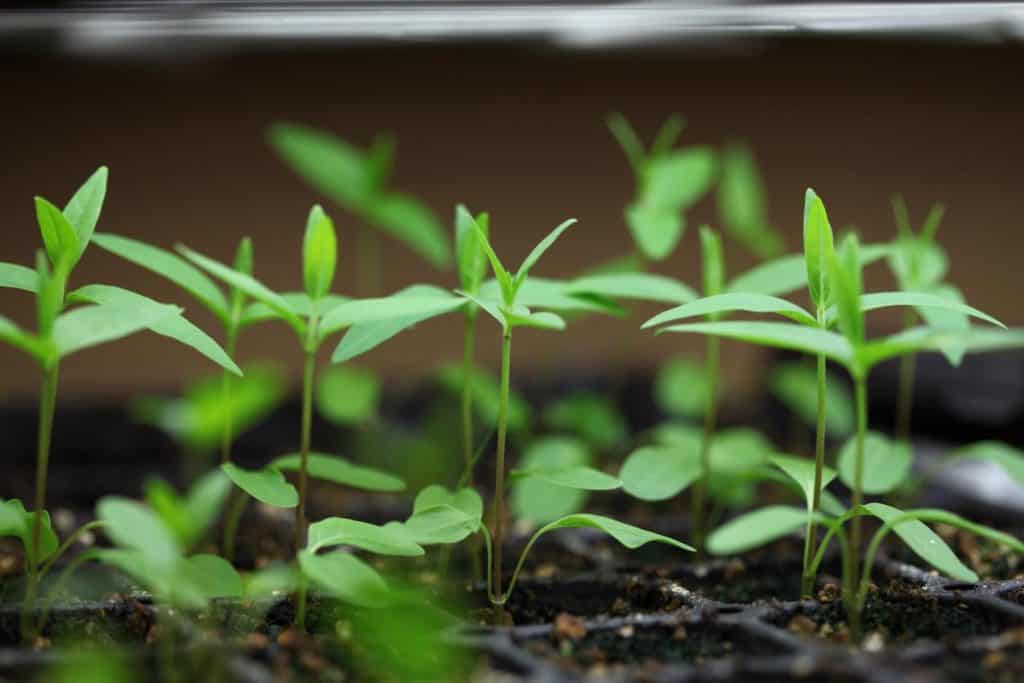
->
[1,40,1020,402]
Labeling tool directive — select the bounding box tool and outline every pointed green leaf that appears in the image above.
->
[178,554,244,599]
[333,284,455,363]
[511,438,594,524]
[707,506,807,555]
[803,188,835,308]
[619,443,701,501]
[455,205,489,294]
[849,290,1003,329]
[35,197,79,270]
[468,221,513,305]
[837,432,913,495]
[406,486,483,544]
[951,441,1024,485]
[91,233,229,320]
[221,463,298,507]
[68,284,241,375]
[728,254,807,297]
[569,272,697,305]
[307,517,423,556]
[179,245,304,334]
[242,292,348,327]
[829,233,864,344]
[512,464,620,490]
[717,143,783,259]
[319,293,465,343]
[298,549,394,607]
[699,226,725,298]
[531,514,694,552]
[302,204,338,301]
[0,314,49,364]
[53,302,182,359]
[658,321,856,369]
[97,496,181,572]
[315,364,379,425]
[272,453,405,492]
[503,308,566,331]
[864,503,977,582]
[413,485,484,523]
[916,284,968,365]
[269,123,375,206]
[644,147,715,210]
[63,166,108,259]
[770,454,837,512]
[483,277,621,315]
[606,112,646,173]
[626,201,683,261]
[770,362,855,436]
[0,261,38,293]
[185,470,232,545]
[0,499,58,566]
[364,192,452,269]
[643,293,816,329]
[513,218,577,293]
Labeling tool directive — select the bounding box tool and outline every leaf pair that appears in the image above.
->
[0,499,58,568]
[35,167,108,274]
[144,470,233,549]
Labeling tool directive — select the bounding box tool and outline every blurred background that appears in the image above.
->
[1,1,1022,402]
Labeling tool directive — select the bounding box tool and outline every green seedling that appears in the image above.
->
[641,189,1002,593]
[144,469,233,551]
[887,196,965,442]
[269,123,451,294]
[0,168,238,640]
[607,113,715,262]
[428,214,694,619]
[179,204,466,627]
[770,360,856,443]
[716,143,785,259]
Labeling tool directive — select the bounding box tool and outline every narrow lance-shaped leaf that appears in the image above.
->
[221,462,298,508]
[828,233,865,345]
[302,204,337,301]
[0,262,38,293]
[469,221,513,305]
[455,205,489,295]
[53,302,182,359]
[68,284,241,375]
[511,464,621,490]
[92,233,230,321]
[659,321,856,369]
[569,272,697,305]
[803,188,835,309]
[643,293,816,329]
[707,506,808,555]
[770,454,837,512]
[272,453,405,492]
[334,284,456,363]
[35,197,79,271]
[178,245,305,335]
[0,315,49,364]
[846,291,1004,329]
[63,166,108,260]
[269,123,375,207]
[717,143,783,259]
[319,293,466,344]
[864,503,977,582]
[364,192,452,270]
[512,218,577,294]
[528,514,694,552]
[606,112,646,173]
[700,226,725,299]
[306,517,423,556]
[644,147,716,210]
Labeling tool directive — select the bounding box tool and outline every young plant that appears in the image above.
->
[269,123,451,294]
[0,168,239,639]
[640,189,1001,594]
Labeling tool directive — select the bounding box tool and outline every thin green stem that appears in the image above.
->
[460,314,477,486]
[36,520,105,582]
[895,309,917,443]
[692,335,719,553]
[490,329,512,615]
[850,376,868,597]
[219,325,239,465]
[297,350,316,553]
[222,491,249,563]
[357,223,381,296]
[801,353,828,597]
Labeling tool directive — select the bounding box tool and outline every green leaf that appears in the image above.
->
[185,470,233,545]
[950,441,1024,485]
[302,204,338,301]
[626,201,683,261]
[307,517,423,556]
[770,362,855,436]
[700,226,725,298]
[708,429,776,507]
[315,365,380,425]
[0,261,38,293]
[654,357,711,418]
[543,393,628,450]
[179,245,305,334]
[413,485,484,523]
[717,144,783,259]
[770,454,837,512]
[659,321,855,369]
[364,192,452,269]
[864,503,977,582]
[530,514,694,552]
[298,549,394,607]
[484,277,621,315]
[606,112,646,173]
[221,463,298,508]
[643,293,816,329]
[333,284,456,363]
[241,292,349,329]
[437,363,531,433]
[35,197,79,270]
[850,290,1003,329]
[455,206,489,295]
[144,479,192,546]
[53,302,182,359]
[319,293,465,344]
[838,432,911,495]
[62,166,108,260]
[619,443,701,501]
[503,308,566,331]
[244,563,299,598]
[91,233,229,320]
[728,246,890,298]
[405,486,483,544]
[917,284,969,365]
[269,123,375,207]
[829,233,865,344]
[511,438,595,524]
[644,147,715,210]
[0,499,58,566]
[803,188,835,309]
[513,463,620,490]
[97,496,181,572]
[512,218,577,294]
[707,506,807,555]
[68,284,241,375]
[468,221,513,305]
[568,272,697,305]
[272,453,405,492]
[0,314,49,364]
[179,554,244,599]
[888,238,948,291]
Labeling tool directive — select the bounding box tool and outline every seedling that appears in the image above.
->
[269,123,451,294]
[641,189,1002,593]
[0,168,238,640]
[179,204,466,627]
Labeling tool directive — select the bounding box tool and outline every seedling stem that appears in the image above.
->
[491,327,512,618]
[692,335,719,552]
